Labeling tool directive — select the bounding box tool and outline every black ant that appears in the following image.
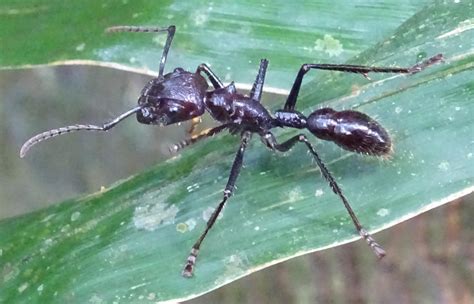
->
[20,25,443,277]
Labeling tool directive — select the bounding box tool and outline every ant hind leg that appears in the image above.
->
[283,54,443,111]
[261,131,386,258]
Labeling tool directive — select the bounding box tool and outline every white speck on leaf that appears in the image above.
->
[395,106,403,114]
[314,34,343,57]
[185,218,197,230]
[40,214,55,223]
[315,189,324,197]
[192,10,208,26]
[186,183,200,193]
[438,161,450,171]
[133,203,179,231]
[18,282,28,293]
[288,187,303,202]
[89,294,104,304]
[75,43,86,52]
[377,208,390,217]
[203,206,224,222]
[71,211,80,222]
[2,263,19,282]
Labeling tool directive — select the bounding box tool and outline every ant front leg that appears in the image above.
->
[182,131,252,277]
[250,59,269,102]
[197,64,224,89]
[106,25,176,77]
[184,64,225,138]
[283,54,443,111]
[169,124,230,154]
[261,132,386,258]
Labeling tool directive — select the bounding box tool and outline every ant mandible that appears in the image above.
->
[20,25,443,277]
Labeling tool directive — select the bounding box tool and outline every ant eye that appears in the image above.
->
[141,108,151,117]
[169,106,179,113]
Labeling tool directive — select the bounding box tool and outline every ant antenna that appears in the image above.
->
[106,25,176,77]
[20,106,142,158]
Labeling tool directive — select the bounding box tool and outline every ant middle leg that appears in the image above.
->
[283,54,443,111]
[261,132,386,258]
[182,131,252,277]
[106,25,176,77]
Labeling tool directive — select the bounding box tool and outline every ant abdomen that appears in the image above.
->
[307,108,392,156]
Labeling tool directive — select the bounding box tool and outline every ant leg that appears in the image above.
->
[183,131,252,277]
[284,54,443,110]
[197,64,224,89]
[186,117,202,137]
[250,59,269,102]
[169,124,230,154]
[106,25,176,76]
[261,132,386,258]
[187,64,217,136]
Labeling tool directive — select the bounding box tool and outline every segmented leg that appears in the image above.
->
[183,131,252,277]
[169,124,230,154]
[250,59,269,102]
[185,117,202,138]
[197,64,224,89]
[284,54,443,111]
[261,132,386,258]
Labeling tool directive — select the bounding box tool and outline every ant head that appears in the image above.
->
[136,71,206,126]
[137,97,199,126]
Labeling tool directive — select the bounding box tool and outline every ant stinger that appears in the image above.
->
[20,25,443,277]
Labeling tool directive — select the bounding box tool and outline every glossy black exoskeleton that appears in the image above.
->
[137,67,208,125]
[20,25,443,277]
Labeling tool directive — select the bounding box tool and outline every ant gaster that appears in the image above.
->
[20,25,443,277]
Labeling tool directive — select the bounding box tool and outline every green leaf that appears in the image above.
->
[1,1,473,303]
[1,0,432,88]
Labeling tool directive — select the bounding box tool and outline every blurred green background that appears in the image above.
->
[1,66,472,303]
